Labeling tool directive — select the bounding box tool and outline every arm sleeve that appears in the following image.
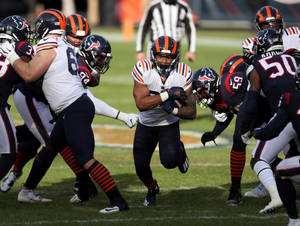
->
[211,113,234,136]
[184,5,196,53]
[240,90,260,134]
[136,5,153,52]
[253,109,289,140]
[86,89,119,118]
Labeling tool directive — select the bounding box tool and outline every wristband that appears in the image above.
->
[7,52,20,65]
[160,91,169,102]
[172,108,178,115]
[115,110,120,119]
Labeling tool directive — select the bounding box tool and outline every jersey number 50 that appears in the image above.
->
[259,55,297,79]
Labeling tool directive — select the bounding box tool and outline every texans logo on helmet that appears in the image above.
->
[199,75,214,82]
[12,16,28,31]
[85,36,101,51]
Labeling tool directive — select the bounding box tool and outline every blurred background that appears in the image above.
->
[1,0,300,40]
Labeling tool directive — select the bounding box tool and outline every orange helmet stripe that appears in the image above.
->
[40,10,66,30]
[68,15,77,35]
[76,14,83,31]
[230,58,244,73]
[155,39,160,53]
[220,54,240,76]
[172,40,177,54]
[266,6,272,18]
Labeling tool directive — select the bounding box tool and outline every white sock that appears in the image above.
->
[253,161,281,202]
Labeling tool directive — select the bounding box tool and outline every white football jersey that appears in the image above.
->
[242,26,300,53]
[132,59,192,126]
[36,37,86,114]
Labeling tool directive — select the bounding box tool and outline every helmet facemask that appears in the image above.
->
[192,67,220,108]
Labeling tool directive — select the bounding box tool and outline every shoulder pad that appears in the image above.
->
[131,59,152,83]
[175,63,192,77]
[283,26,300,36]
[176,63,193,89]
[15,41,34,57]
[242,37,254,52]
[36,37,58,52]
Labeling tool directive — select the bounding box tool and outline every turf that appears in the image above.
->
[1,28,292,226]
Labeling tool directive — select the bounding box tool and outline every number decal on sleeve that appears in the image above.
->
[66,47,78,76]
[232,76,243,89]
[258,55,297,79]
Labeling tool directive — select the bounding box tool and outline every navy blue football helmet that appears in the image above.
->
[0,15,31,42]
[35,9,66,41]
[220,54,247,76]
[80,34,112,74]
[192,67,220,108]
[150,36,179,80]
[253,29,283,56]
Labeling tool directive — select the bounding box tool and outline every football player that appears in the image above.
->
[192,55,271,206]
[65,14,139,202]
[132,35,196,207]
[0,15,40,188]
[242,6,300,66]
[240,29,298,214]
[252,66,300,226]
[0,9,129,213]
[241,5,300,201]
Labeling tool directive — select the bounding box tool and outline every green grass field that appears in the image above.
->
[1,28,293,226]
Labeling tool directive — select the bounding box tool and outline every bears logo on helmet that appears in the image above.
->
[220,54,246,76]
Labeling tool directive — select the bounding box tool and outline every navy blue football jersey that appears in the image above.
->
[0,41,33,105]
[254,91,300,140]
[77,54,92,86]
[220,71,248,114]
[253,53,297,113]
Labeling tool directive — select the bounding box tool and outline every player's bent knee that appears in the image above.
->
[250,157,261,169]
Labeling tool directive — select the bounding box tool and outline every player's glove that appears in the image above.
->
[0,41,19,65]
[241,131,252,145]
[212,110,227,122]
[117,112,139,128]
[167,87,187,103]
[243,51,254,65]
[201,132,217,146]
[161,99,175,114]
[285,48,300,64]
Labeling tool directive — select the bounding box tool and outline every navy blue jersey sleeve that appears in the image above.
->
[253,109,289,140]
[211,113,234,136]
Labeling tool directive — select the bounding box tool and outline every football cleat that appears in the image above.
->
[0,170,22,192]
[259,198,283,214]
[144,181,160,207]
[99,198,129,214]
[226,187,242,206]
[285,219,300,226]
[18,186,52,203]
[69,178,98,203]
[245,183,269,198]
